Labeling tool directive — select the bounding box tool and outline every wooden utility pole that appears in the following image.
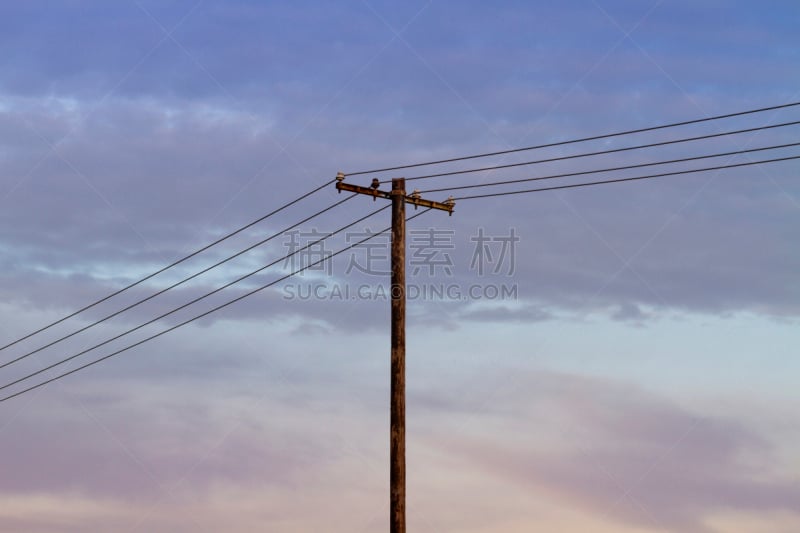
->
[335,173,454,533]
[390,178,406,532]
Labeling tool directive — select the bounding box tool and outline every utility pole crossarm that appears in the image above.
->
[335,175,455,214]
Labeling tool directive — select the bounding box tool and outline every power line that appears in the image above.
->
[0,209,432,404]
[343,101,800,176]
[0,194,357,370]
[0,178,337,353]
[396,121,800,183]
[0,203,390,395]
[419,142,800,194]
[449,155,800,201]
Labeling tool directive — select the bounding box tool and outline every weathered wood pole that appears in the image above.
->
[390,177,406,533]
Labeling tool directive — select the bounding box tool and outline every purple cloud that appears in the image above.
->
[437,370,800,532]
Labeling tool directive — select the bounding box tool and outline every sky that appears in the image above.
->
[0,1,799,532]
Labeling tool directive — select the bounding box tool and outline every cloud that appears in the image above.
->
[1,339,798,531]
[0,389,313,498]
[2,0,799,323]
[1,4,799,529]
[434,370,800,532]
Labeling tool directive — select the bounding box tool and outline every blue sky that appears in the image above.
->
[1,1,799,532]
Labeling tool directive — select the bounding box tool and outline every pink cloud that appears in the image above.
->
[431,371,800,532]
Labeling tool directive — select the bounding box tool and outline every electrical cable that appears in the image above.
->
[0,203,389,393]
[0,178,337,353]
[448,155,800,201]
[0,209,432,403]
[343,101,800,176]
[7,100,800,402]
[395,121,800,183]
[0,194,357,370]
[419,142,800,194]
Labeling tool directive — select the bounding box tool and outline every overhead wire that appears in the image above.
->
[0,208,433,403]
[343,101,800,176]
[418,142,800,194]
[6,101,800,403]
[0,194,357,370]
[0,178,337,353]
[446,155,800,201]
[0,203,391,395]
[395,121,800,183]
